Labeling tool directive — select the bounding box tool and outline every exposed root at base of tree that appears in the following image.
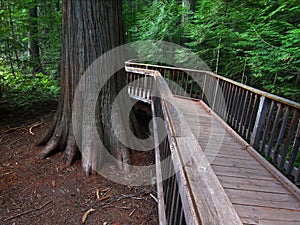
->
[37,121,81,172]
[37,119,131,176]
[36,96,148,176]
[63,135,79,166]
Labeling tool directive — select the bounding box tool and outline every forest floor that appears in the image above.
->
[0,102,158,225]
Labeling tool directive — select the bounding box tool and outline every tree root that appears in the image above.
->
[37,120,100,176]
[37,117,56,146]
[37,132,61,159]
[63,135,79,166]
[38,106,135,176]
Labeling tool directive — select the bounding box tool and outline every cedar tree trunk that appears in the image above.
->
[28,3,42,74]
[38,0,135,175]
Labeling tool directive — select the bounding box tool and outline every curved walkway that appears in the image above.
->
[174,96,300,225]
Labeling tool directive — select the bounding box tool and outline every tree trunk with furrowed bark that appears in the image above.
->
[38,0,137,175]
[28,3,42,74]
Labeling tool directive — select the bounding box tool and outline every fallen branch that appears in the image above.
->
[116,194,143,201]
[3,200,52,222]
[29,121,43,136]
[82,208,95,224]
[150,193,158,203]
[129,209,136,217]
[101,205,130,210]
[96,187,112,201]
[98,195,111,202]
[101,187,111,193]
[0,171,14,177]
[0,120,43,135]
[96,189,100,200]
[1,125,25,135]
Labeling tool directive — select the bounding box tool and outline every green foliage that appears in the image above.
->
[1,0,299,106]
[128,0,183,43]
[0,0,61,108]
[37,0,62,77]
[0,66,59,108]
[124,0,300,101]
[123,0,146,42]
[185,1,230,71]
[185,0,300,101]
[124,0,187,63]
[232,0,300,101]
[0,0,61,73]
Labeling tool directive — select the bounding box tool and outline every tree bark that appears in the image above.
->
[28,2,42,74]
[6,1,19,73]
[38,0,133,175]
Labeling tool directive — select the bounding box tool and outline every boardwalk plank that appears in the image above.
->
[225,189,299,204]
[212,165,275,180]
[171,137,243,225]
[228,195,300,210]
[205,152,251,160]
[235,205,300,224]
[242,217,300,225]
[218,176,288,194]
[211,157,263,168]
[174,97,300,224]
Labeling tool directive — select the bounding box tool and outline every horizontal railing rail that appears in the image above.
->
[127,70,153,103]
[125,60,300,183]
[125,66,242,225]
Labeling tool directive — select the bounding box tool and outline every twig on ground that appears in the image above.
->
[0,171,14,177]
[1,125,25,135]
[98,195,111,201]
[96,187,112,201]
[101,205,130,210]
[101,187,111,193]
[114,194,145,202]
[150,193,158,203]
[96,189,100,200]
[3,200,52,222]
[129,209,136,217]
[82,208,95,224]
[29,121,43,135]
[0,120,43,136]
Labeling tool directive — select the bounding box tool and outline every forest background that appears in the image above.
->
[0,0,299,110]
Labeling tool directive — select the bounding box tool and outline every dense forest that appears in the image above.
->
[0,0,299,110]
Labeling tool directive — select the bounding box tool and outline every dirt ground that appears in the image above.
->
[0,103,158,225]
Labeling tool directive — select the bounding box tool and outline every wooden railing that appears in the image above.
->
[127,70,153,103]
[125,60,300,183]
[125,66,242,225]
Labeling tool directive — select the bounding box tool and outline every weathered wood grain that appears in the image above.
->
[126,65,300,225]
[235,205,300,224]
[174,97,300,224]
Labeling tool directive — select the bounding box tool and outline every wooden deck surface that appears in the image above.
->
[174,96,300,225]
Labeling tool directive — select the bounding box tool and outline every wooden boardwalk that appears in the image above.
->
[174,96,300,225]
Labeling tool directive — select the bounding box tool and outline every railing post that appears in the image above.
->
[201,73,207,100]
[286,122,300,177]
[212,77,219,111]
[250,96,270,149]
[296,165,300,184]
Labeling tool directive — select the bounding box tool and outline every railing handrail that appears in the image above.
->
[126,60,300,183]
[126,66,243,225]
[126,60,300,109]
